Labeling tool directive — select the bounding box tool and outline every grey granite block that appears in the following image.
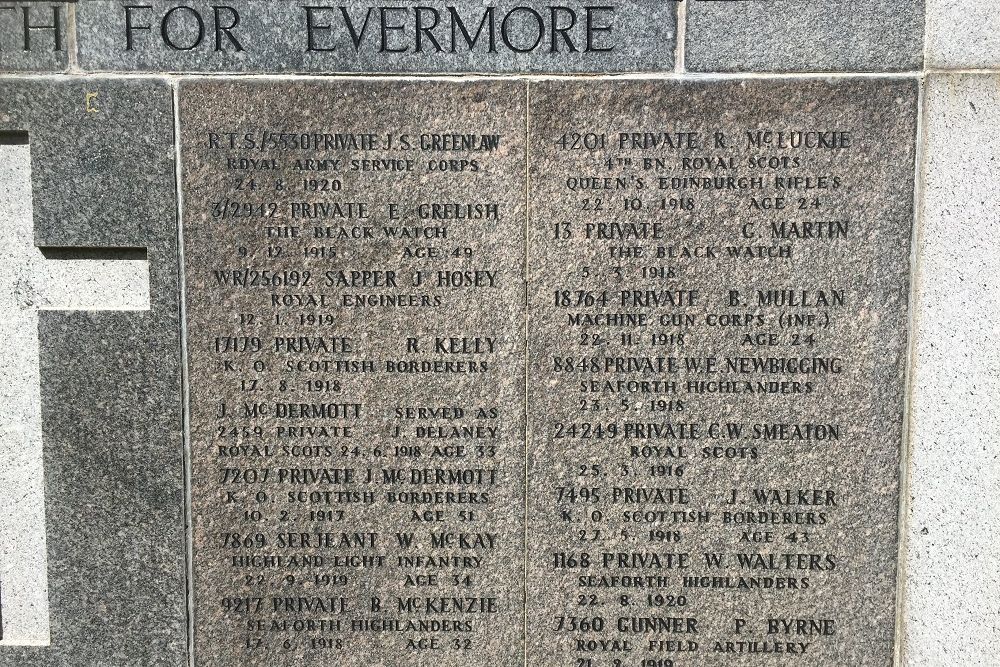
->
[77,0,674,73]
[0,78,186,665]
[526,78,917,665]
[0,2,70,72]
[685,0,924,73]
[903,73,1000,665]
[179,79,526,666]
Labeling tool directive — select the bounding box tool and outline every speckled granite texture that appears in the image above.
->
[179,79,526,666]
[77,0,675,73]
[686,0,924,72]
[0,79,187,666]
[903,73,1000,666]
[925,0,1000,69]
[526,78,917,666]
[0,2,69,72]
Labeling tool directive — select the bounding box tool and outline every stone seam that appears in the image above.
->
[169,79,197,667]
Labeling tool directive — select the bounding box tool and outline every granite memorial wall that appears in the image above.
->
[0,1,997,666]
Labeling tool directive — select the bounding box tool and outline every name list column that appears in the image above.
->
[180,80,526,667]
[526,79,916,667]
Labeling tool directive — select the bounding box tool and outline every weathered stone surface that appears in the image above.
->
[179,79,526,666]
[77,0,674,72]
[526,78,917,665]
[0,79,186,664]
[0,142,151,647]
[685,0,924,72]
[926,0,1000,69]
[0,130,52,648]
[0,2,70,72]
[903,73,1000,665]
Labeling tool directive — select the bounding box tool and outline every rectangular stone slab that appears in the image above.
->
[926,0,1000,68]
[526,78,917,665]
[903,73,1000,665]
[0,2,70,72]
[78,0,675,73]
[179,79,527,666]
[685,0,924,72]
[0,79,187,665]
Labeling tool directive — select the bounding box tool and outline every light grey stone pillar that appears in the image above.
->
[902,73,1000,665]
[926,0,1000,69]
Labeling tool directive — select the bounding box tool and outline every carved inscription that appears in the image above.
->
[526,80,916,666]
[179,78,915,666]
[180,81,525,666]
